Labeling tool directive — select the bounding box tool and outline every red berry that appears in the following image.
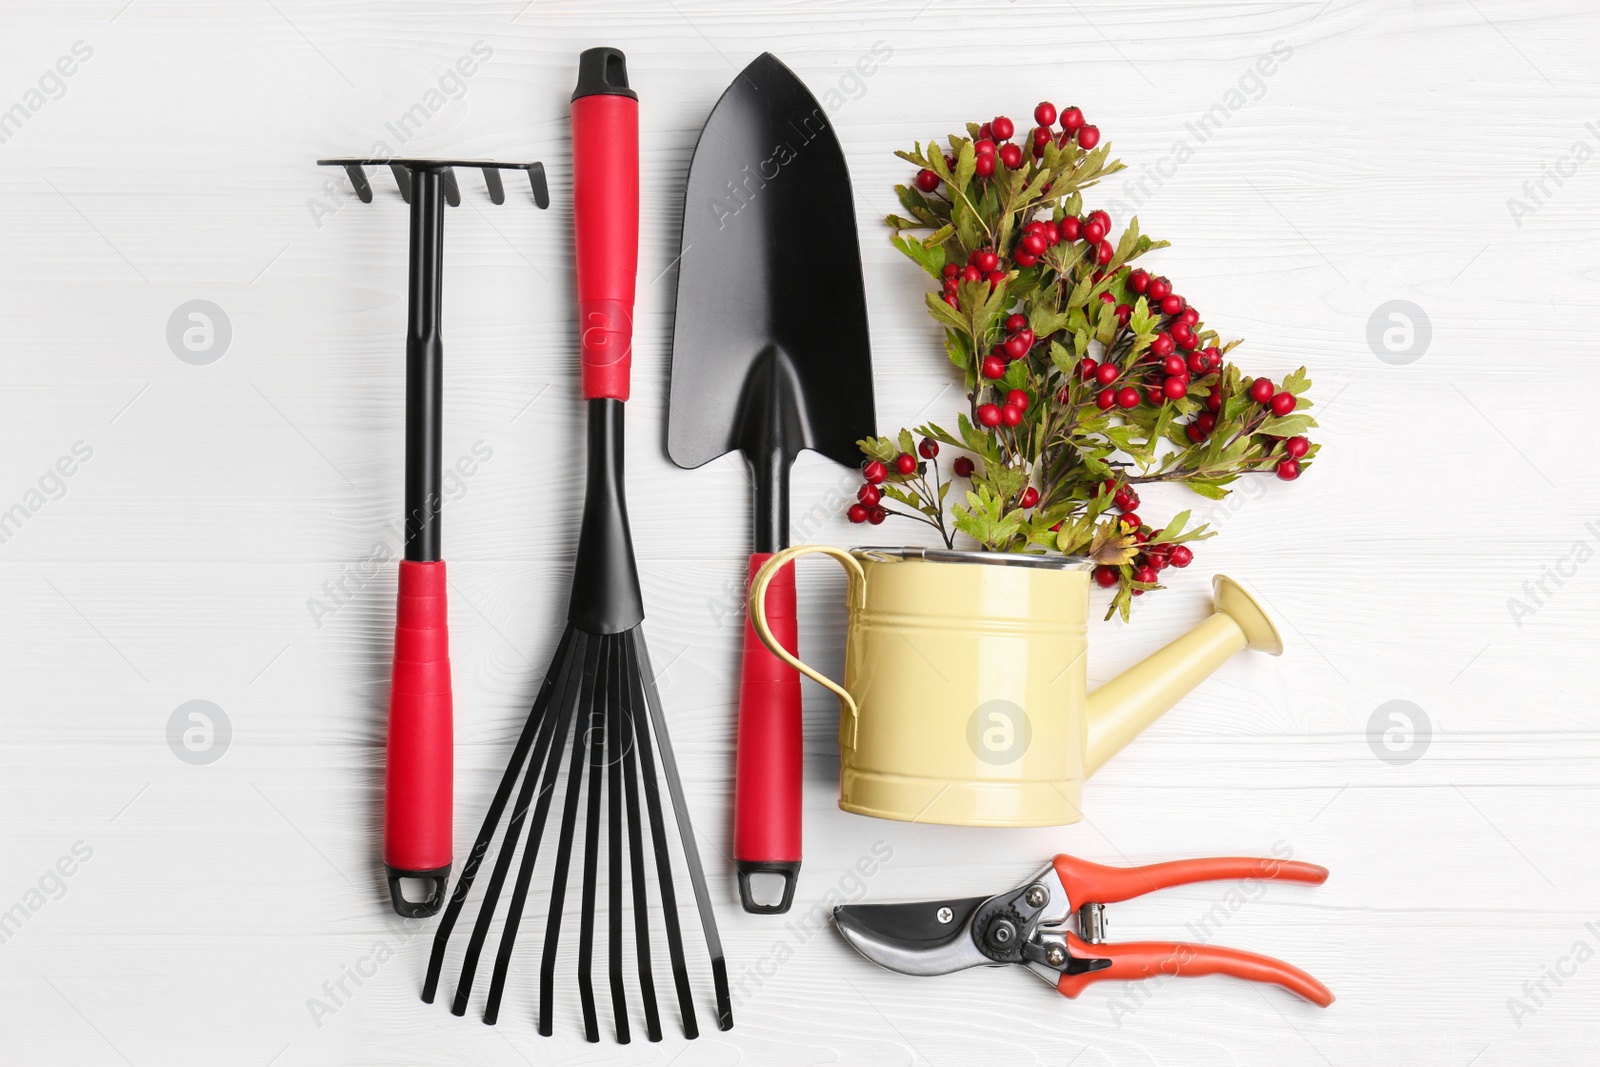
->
[975,138,996,156]
[981,354,1007,379]
[1134,564,1157,584]
[1014,251,1038,268]
[1043,221,1060,244]
[961,265,982,283]
[1032,125,1051,147]
[1146,277,1170,302]
[1005,313,1027,332]
[1020,486,1040,508]
[1096,240,1114,265]
[1248,377,1275,403]
[1006,388,1030,410]
[1285,435,1310,458]
[1179,307,1199,326]
[1089,210,1110,231]
[953,456,975,477]
[1204,350,1223,371]
[1197,412,1216,433]
[999,143,1023,168]
[1186,352,1207,375]
[1113,486,1139,511]
[867,505,887,524]
[1098,291,1115,306]
[1270,391,1297,417]
[847,503,869,523]
[942,278,960,295]
[1161,354,1186,376]
[1079,357,1099,380]
[1150,333,1175,357]
[1082,218,1107,244]
[942,293,959,308]
[863,460,887,484]
[918,438,940,460]
[992,115,1015,140]
[1146,386,1164,406]
[1021,232,1047,256]
[1000,403,1023,427]
[1096,388,1116,410]
[978,122,993,140]
[1034,101,1057,126]
[1077,125,1100,149]
[1060,107,1085,132]
[1060,216,1082,241]
[975,153,995,178]
[1204,390,1222,412]
[1095,363,1119,385]
[1128,269,1150,294]
[857,483,881,505]
[986,270,1007,288]
[915,168,940,192]
[1170,321,1194,347]
[1163,376,1187,400]
[1160,294,1184,316]
[977,403,1002,427]
[1185,423,1206,443]
[973,250,999,273]
[1276,459,1301,481]
[1116,387,1140,409]
[1114,303,1131,325]
[942,263,959,278]
[1003,334,1030,360]
[1169,544,1194,568]
[895,452,917,475]
[1094,564,1119,588]
[1122,512,1142,530]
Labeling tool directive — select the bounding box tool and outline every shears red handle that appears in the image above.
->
[1052,853,1333,1006]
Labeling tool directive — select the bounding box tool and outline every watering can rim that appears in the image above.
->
[849,546,1096,571]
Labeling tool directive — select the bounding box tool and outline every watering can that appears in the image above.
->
[748,547,1283,827]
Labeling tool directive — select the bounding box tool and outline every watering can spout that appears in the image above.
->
[1085,575,1283,777]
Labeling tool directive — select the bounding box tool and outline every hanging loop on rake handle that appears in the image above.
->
[317,154,547,918]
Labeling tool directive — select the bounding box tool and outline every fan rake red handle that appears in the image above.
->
[572,80,639,400]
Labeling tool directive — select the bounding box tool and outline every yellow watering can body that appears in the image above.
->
[749,547,1283,827]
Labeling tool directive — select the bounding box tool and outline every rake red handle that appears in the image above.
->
[385,559,453,915]
[733,554,803,912]
[1057,932,1334,1005]
[572,50,639,402]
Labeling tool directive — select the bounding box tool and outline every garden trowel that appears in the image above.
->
[667,53,875,914]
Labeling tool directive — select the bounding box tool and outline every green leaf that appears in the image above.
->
[925,290,966,331]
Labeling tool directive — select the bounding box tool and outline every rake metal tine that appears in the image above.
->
[483,629,592,1023]
[632,628,733,1031]
[452,630,585,1018]
[538,637,603,1037]
[482,167,506,205]
[442,168,461,207]
[528,163,550,209]
[423,628,577,1004]
[605,638,630,1043]
[618,643,662,1041]
[576,638,609,1043]
[623,636,698,1039]
[388,163,412,204]
[341,164,373,204]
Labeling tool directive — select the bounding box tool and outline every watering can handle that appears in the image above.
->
[749,545,864,743]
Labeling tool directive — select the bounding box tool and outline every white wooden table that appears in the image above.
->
[2,1,1596,1063]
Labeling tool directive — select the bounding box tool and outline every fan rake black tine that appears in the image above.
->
[477,631,590,1023]
[422,628,577,1004]
[617,642,662,1041]
[575,637,609,1042]
[605,636,630,1043]
[444,631,583,1017]
[622,635,698,1039]
[537,636,603,1037]
[631,629,734,1031]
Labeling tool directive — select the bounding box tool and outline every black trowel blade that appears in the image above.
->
[667,53,876,472]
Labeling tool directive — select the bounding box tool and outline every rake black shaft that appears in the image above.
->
[404,168,445,562]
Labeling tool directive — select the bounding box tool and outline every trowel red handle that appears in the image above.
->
[1057,933,1334,1006]
[734,554,804,913]
[571,49,639,402]
[385,559,453,917]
